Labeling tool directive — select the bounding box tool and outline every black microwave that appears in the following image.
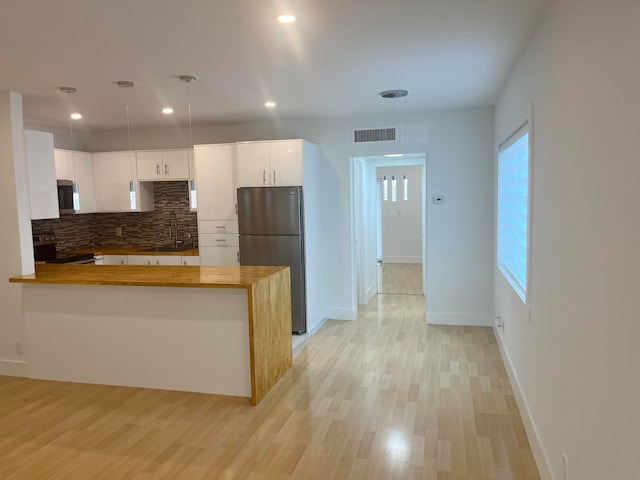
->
[57,180,76,215]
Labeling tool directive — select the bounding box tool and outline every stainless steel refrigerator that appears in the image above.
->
[237,186,306,334]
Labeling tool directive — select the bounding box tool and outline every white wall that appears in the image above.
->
[0,92,35,376]
[73,108,495,326]
[494,1,640,479]
[378,165,423,264]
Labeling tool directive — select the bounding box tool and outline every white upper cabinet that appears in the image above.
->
[136,149,190,181]
[236,140,303,187]
[194,144,237,221]
[25,130,59,220]
[54,149,96,214]
[92,151,154,213]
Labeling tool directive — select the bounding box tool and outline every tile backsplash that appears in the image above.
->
[32,181,198,252]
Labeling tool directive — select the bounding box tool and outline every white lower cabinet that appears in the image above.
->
[102,255,128,265]
[199,247,239,266]
[126,255,196,266]
[181,256,200,266]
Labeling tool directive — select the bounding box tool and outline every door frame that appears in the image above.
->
[350,154,427,305]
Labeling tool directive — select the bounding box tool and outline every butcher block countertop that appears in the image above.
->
[10,264,288,289]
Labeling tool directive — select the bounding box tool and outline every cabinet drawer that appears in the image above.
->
[199,233,239,247]
[199,220,239,234]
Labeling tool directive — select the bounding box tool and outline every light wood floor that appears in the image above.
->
[0,294,539,479]
[378,263,423,295]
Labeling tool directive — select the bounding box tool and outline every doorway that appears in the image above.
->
[351,155,427,305]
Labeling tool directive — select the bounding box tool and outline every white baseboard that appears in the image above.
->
[325,306,357,321]
[0,358,29,377]
[426,311,493,327]
[493,326,554,480]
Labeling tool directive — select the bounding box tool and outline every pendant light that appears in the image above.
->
[117,80,136,210]
[380,89,409,202]
[59,86,81,211]
[180,75,197,209]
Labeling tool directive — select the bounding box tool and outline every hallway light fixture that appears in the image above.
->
[180,75,198,209]
[117,80,137,210]
[380,89,409,202]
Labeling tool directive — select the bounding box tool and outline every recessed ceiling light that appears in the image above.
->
[162,107,174,114]
[277,14,296,24]
[384,154,404,158]
[70,112,82,120]
[265,101,276,108]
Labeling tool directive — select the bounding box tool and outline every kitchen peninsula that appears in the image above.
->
[9,264,292,405]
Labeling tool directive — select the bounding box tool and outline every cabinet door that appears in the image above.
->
[73,151,96,214]
[103,255,128,265]
[162,150,190,180]
[154,255,182,266]
[269,140,303,186]
[54,149,71,180]
[25,130,59,220]
[181,256,200,266]
[136,151,163,180]
[93,152,136,212]
[237,142,270,187]
[194,144,237,220]
[127,255,155,266]
[199,246,239,266]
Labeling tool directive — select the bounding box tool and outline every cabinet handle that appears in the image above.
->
[156,164,161,176]
[273,169,276,184]
[263,169,266,185]
[215,239,227,243]
[165,164,169,176]
[237,251,240,262]
[183,260,187,266]
[235,204,238,215]
[147,260,152,265]
[215,226,226,231]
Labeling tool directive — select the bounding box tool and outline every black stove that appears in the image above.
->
[33,234,95,264]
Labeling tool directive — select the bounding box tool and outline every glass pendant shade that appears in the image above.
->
[403,174,408,201]
[190,179,198,209]
[383,175,389,201]
[391,175,397,202]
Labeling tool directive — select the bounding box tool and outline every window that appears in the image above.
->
[497,124,530,303]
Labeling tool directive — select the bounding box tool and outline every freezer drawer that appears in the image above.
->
[239,234,306,333]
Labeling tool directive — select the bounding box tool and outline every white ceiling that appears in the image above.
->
[0,0,549,131]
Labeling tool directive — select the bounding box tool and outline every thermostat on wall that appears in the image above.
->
[433,195,445,204]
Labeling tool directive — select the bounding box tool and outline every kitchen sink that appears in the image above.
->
[140,246,193,252]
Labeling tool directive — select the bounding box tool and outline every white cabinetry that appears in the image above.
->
[24,130,59,220]
[102,255,128,265]
[236,139,303,187]
[92,152,154,212]
[54,149,96,214]
[127,255,191,266]
[194,144,239,265]
[136,149,190,181]
[181,256,200,266]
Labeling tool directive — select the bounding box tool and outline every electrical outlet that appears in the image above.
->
[14,340,24,355]
[496,316,505,332]
[116,227,122,237]
[562,453,568,480]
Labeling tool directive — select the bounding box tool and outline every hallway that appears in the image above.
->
[0,293,539,479]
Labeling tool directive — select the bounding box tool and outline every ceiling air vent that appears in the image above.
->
[353,127,396,143]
